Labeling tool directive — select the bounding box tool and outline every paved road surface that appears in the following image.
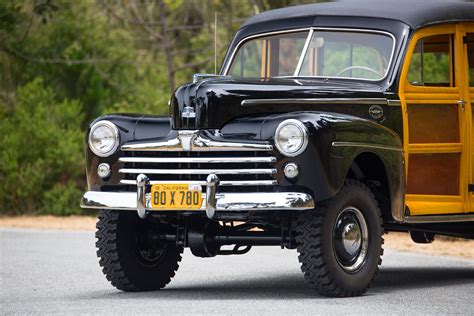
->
[1,228,473,314]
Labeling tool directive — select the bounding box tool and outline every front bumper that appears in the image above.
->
[80,174,315,219]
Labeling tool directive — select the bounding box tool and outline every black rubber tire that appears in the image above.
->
[96,210,183,292]
[295,180,384,297]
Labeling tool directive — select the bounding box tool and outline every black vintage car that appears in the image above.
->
[81,1,474,297]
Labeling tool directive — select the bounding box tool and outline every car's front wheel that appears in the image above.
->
[295,180,384,297]
[96,210,183,291]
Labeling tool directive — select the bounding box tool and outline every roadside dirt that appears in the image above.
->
[1,215,473,259]
[0,215,97,231]
[384,231,474,259]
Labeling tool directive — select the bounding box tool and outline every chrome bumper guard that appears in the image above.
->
[81,173,315,219]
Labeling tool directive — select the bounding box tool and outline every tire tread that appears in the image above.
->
[295,180,384,297]
[95,210,182,291]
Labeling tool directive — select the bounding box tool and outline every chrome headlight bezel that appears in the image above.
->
[88,120,120,157]
[274,119,308,157]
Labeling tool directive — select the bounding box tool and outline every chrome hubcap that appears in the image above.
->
[333,207,369,273]
[342,222,361,256]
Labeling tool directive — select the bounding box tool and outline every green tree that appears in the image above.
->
[0,78,85,215]
[0,0,329,215]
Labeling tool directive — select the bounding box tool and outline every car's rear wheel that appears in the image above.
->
[96,210,183,291]
[295,180,384,297]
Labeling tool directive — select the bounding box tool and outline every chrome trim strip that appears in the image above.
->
[332,141,403,152]
[80,191,315,211]
[241,98,392,106]
[122,138,182,151]
[119,156,277,163]
[120,179,278,186]
[122,131,273,152]
[387,99,402,106]
[294,29,314,76]
[119,168,277,175]
[404,214,474,224]
[223,27,397,83]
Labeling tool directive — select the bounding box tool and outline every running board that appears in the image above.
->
[404,214,474,224]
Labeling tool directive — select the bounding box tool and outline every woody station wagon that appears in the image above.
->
[81,1,474,297]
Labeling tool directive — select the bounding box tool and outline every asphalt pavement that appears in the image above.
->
[1,228,473,314]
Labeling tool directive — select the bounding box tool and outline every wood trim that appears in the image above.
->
[408,143,462,154]
[399,23,471,215]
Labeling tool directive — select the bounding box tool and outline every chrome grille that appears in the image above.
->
[118,131,278,192]
[119,150,278,190]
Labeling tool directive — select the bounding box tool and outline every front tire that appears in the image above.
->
[295,180,384,297]
[96,210,183,291]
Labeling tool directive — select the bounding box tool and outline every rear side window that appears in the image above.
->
[467,33,474,87]
[407,34,454,87]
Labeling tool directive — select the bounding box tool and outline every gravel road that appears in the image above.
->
[1,228,473,314]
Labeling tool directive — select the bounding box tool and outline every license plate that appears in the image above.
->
[151,184,203,210]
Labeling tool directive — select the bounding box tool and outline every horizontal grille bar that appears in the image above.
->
[120,179,278,186]
[122,138,273,152]
[119,156,276,163]
[119,168,277,175]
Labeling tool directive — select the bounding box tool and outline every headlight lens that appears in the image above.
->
[274,119,308,157]
[88,120,119,157]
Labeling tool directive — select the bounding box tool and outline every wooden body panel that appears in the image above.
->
[399,23,473,215]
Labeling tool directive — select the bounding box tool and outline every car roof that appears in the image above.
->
[241,0,474,30]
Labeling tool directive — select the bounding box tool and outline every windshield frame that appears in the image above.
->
[223,27,397,82]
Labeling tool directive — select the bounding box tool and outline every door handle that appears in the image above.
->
[457,99,466,112]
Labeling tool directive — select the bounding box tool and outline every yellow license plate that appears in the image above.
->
[151,184,203,210]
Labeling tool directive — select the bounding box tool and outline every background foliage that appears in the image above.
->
[0,0,322,215]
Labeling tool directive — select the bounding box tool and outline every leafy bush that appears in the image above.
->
[0,78,85,215]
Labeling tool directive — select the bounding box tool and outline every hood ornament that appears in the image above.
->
[178,130,198,151]
[181,106,196,119]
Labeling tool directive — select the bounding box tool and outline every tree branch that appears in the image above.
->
[129,2,163,41]
[176,57,213,71]
[99,0,162,27]
[4,47,154,65]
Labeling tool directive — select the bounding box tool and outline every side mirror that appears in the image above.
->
[310,37,324,49]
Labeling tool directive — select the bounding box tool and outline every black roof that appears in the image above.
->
[242,0,474,30]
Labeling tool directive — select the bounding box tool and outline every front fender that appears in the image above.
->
[258,111,404,206]
[85,114,171,190]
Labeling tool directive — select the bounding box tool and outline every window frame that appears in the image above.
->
[401,24,459,92]
[406,33,456,88]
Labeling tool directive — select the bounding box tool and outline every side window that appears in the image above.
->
[407,34,454,87]
[467,33,474,87]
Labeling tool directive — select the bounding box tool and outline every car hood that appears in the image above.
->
[169,77,388,130]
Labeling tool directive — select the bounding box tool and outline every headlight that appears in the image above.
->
[274,119,308,157]
[88,120,119,157]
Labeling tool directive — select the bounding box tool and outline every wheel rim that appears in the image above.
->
[333,206,369,273]
[133,224,167,267]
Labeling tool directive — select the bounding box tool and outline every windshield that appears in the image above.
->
[227,30,394,81]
